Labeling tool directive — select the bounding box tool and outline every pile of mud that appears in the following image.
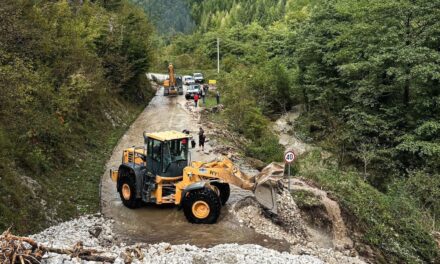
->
[232,182,366,264]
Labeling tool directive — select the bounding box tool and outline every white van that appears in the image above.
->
[183,75,195,85]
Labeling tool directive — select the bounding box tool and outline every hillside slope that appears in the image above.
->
[0,0,156,234]
[157,0,440,262]
[131,0,195,34]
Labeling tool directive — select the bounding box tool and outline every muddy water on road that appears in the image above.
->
[100,84,288,250]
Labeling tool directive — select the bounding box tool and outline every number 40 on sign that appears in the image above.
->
[284,151,295,164]
[284,150,296,190]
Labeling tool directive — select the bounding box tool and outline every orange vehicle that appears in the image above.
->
[110,130,282,224]
[163,64,183,96]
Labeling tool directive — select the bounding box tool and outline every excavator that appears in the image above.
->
[163,63,183,96]
[110,130,284,224]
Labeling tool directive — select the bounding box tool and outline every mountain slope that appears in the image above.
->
[0,0,156,234]
[131,0,195,34]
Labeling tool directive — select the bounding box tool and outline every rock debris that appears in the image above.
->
[30,215,325,264]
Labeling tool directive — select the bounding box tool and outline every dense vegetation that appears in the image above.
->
[159,0,440,262]
[1,0,438,262]
[130,0,195,35]
[0,0,155,234]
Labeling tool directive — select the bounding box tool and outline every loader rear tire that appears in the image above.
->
[183,188,221,224]
[119,175,142,209]
[211,182,230,205]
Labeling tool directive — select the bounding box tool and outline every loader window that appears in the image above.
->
[162,139,188,173]
[147,139,162,163]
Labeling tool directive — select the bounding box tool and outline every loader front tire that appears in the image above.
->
[211,182,230,205]
[183,188,221,224]
[119,175,142,209]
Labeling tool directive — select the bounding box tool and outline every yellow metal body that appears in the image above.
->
[164,64,178,95]
[192,201,210,218]
[173,158,255,205]
[122,147,146,164]
[145,131,189,141]
[122,184,131,200]
[111,130,263,207]
[111,155,255,205]
[168,64,176,87]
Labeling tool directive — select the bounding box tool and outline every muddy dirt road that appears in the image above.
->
[100,78,287,250]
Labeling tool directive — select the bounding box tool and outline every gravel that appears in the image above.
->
[30,192,365,264]
[232,184,366,264]
[31,215,326,264]
[233,197,306,245]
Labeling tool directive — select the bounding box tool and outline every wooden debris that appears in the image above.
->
[0,229,116,263]
[120,245,144,264]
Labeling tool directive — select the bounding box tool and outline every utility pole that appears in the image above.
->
[217,37,220,74]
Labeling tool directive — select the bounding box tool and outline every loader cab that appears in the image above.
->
[144,131,190,177]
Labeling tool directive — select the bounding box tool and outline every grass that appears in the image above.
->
[291,190,322,208]
[44,120,135,219]
[296,150,440,263]
[0,97,147,235]
[201,91,220,108]
[245,133,284,163]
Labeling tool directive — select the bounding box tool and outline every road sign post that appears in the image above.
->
[284,151,296,190]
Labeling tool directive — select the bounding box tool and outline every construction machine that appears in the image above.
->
[110,130,283,224]
[163,64,183,96]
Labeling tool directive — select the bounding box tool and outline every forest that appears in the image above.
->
[0,0,439,263]
[0,0,155,234]
[130,0,195,34]
[159,0,440,262]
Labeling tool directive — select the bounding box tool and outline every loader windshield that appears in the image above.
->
[163,139,188,173]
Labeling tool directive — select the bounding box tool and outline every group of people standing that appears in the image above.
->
[194,85,220,107]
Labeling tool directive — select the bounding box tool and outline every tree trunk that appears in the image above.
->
[403,14,412,106]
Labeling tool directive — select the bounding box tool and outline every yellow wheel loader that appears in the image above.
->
[110,130,283,224]
[163,64,183,96]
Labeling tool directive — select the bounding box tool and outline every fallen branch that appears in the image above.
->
[0,230,116,263]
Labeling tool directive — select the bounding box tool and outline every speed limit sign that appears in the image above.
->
[284,151,295,164]
[284,150,296,190]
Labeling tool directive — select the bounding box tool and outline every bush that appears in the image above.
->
[296,150,439,263]
[390,171,440,230]
[220,67,284,163]
[245,131,284,163]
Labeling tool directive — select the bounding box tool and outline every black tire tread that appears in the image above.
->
[211,182,230,205]
[118,171,142,209]
[183,188,221,224]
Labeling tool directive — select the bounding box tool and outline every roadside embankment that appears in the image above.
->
[183,101,366,263]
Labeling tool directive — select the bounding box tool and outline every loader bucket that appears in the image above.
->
[255,181,278,214]
[253,162,285,214]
